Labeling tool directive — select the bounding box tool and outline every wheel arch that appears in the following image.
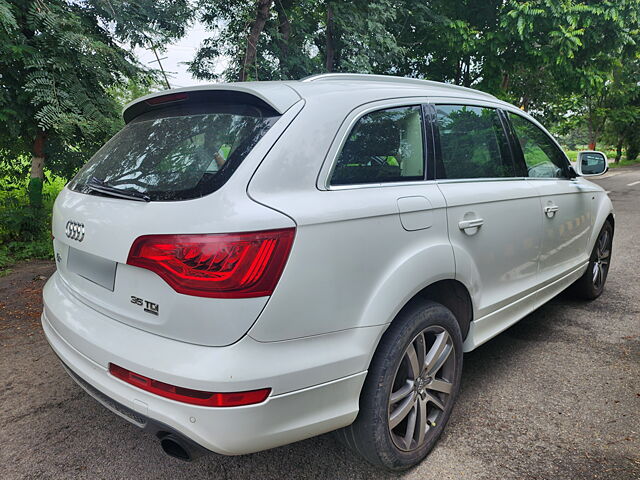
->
[368,278,474,370]
[588,197,615,253]
[410,279,473,340]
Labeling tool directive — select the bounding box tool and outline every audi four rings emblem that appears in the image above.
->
[65,220,85,242]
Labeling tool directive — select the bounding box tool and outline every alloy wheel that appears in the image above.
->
[592,229,611,289]
[388,326,456,451]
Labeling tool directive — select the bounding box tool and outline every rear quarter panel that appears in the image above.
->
[247,93,455,342]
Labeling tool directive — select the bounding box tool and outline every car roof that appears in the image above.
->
[295,73,497,100]
[124,73,505,119]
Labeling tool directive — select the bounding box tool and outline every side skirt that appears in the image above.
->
[463,262,588,352]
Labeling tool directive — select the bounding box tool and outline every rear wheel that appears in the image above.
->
[336,300,463,471]
[571,221,613,300]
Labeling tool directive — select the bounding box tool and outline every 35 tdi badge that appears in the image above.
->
[130,296,159,316]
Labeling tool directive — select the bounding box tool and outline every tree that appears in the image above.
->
[190,0,405,81]
[0,0,191,206]
[239,0,273,81]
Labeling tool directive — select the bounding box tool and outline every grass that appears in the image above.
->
[563,146,639,169]
[608,157,640,169]
[563,148,618,163]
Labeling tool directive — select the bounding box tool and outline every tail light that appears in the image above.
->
[109,364,270,407]
[126,228,295,298]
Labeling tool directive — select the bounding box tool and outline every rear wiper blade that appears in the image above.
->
[86,177,150,202]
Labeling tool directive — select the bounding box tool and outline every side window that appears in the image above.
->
[508,113,568,178]
[330,106,424,186]
[435,105,515,179]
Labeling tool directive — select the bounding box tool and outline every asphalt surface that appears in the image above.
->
[1,167,639,479]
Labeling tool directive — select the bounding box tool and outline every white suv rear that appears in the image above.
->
[42,74,614,471]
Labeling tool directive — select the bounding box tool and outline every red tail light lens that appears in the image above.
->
[126,228,295,298]
[145,92,189,105]
[109,364,270,407]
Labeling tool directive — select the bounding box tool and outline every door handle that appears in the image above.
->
[458,218,484,233]
[544,205,559,218]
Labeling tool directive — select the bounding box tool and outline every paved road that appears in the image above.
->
[1,167,639,480]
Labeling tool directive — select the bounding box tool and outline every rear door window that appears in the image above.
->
[330,105,425,186]
[434,105,515,179]
[69,103,280,201]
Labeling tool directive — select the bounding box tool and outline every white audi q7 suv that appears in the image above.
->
[42,74,614,471]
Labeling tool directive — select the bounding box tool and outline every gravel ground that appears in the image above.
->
[1,167,638,479]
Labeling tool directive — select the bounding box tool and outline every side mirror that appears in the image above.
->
[576,151,608,176]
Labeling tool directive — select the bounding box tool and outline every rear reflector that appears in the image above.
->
[127,228,295,298]
[109,364,271,407]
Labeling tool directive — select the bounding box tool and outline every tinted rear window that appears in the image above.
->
[69,103,280,201]
[435,105,514,179]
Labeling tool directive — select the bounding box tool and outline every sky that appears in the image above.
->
[131,21,225,89]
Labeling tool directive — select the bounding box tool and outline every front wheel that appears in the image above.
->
[336,300,463,471]
[571,221,613,300]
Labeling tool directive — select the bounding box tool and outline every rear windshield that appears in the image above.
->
[69,103,280,201]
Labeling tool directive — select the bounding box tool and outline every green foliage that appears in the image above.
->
[186,0,640,157]
[0,174,64,270]
[190,0,406,81]
[1,1,639,271]
[0,0,191,182]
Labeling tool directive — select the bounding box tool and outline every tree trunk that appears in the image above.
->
[275,0,292,75]
[615,138,623,163]
[238,0,273,82]
[29,130,46,207]
[500,73,510,90]
[454,60,462,85]
[586,119,596,150]
[462,57,471,87]
[325,3,335,72]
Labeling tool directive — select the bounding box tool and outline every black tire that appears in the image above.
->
[571,221,613,300]
[336,299,463,471]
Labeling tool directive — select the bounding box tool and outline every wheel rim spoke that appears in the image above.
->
[415,332,426,374]
[389,393,416,429]
[390,380,414,404]
[425,332,452,376]
[597,266,603,287]
[402,404,418,449]
[415,397,428,446]
[428,378,453,394]
[405,343,421,380]
[592,263,599,284]
[425,392,445,411]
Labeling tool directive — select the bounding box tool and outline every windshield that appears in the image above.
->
[69,103,280,201]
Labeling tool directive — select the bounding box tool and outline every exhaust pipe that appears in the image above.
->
[158,433,204,462]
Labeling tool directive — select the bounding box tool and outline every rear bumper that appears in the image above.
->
[57,356,209,457]
[42,272,380,454]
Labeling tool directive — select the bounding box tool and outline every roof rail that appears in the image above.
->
[300,73,496,99]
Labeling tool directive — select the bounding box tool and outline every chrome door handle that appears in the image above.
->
[544,205,559,218]
[458,218,484,233]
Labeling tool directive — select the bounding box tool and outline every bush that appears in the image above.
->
[0,201,48,242]
[0,174,64,270]
[626,139,640,162]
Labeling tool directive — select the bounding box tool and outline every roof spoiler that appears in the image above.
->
[122,83,301,123]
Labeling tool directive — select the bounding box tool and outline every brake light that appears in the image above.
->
[126,228,295,298]
[145,93,189,105]
[109,364,270,407]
